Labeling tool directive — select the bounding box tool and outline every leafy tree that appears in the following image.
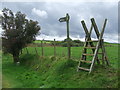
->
[1,8,41,63]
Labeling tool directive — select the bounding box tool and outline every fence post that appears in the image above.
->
[35,47,38,55]
[54,39,56,57]
[41,39,44,56]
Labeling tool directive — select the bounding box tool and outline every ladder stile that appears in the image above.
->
[78,18,109,73]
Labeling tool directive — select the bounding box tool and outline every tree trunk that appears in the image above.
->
[13,52,20,63]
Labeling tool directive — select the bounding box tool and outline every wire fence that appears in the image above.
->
[20,39,84,60]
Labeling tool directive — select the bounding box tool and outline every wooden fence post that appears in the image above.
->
[54,39,56,57]
[41,39,44,56]
[35,47,38,55]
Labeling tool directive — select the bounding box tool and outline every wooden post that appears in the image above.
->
[26,47,29,54]
[66,13,71,59]
[91,18,100,39]
[41,39,44,56]
[59,13,71,59]
[54,39,56,57]
[35,47,38,55]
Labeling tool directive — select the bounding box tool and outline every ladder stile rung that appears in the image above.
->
[83,53,94,56]
[78,67,90,71]
[86,40,98,42]
[98,53,103,54]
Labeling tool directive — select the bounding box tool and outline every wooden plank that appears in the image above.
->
[83,53,94,56]
[98,52,103,54]
[81,20,89,37]
[80,60,92,63]
[78,67,90,71]
[86,40,98,42]
[91,18,100,39]
[101,39,110,65]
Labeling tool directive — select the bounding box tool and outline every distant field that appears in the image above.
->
[33,40,51,44]
[2,44,119,88]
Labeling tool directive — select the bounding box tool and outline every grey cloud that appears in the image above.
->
[0,2,118,43]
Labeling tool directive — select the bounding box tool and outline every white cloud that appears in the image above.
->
[0,10,3,16]
[36,33,119,43]
[0,10,2,15]
[103,33,118,43]
[32,8,48,18]
[1,0,119,2]
[36,34,98,42]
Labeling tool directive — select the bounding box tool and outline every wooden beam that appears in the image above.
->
[78,67,90,71]
[89,19,107,73]
[54,39,56,57]
[41,39,44,56]
[91,18,100,39]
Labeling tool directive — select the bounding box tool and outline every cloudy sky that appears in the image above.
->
[0,0,119,43]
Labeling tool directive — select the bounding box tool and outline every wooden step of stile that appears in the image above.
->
[78,67,90,71]
[80,60,92,63]
[83,53,94,56]
[84,47,96,49]
[86,40,98,42]
[98,53,103,54]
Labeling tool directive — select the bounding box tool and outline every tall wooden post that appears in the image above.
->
[54,39,56,57]
[35,47,38,55]
[41,39,44,56]
[66,14,71,59]
[59,13,71,59]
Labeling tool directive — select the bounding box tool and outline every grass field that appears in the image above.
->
[2,44,119,88]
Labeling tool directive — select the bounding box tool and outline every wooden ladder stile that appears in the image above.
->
[78,18,109,73]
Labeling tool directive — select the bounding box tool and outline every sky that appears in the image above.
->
[0,0,119,43]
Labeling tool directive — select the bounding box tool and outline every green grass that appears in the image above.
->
[2,45,119,88]
[23,47,83,59]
